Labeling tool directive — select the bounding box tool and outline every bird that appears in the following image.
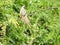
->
[20,5,31,28]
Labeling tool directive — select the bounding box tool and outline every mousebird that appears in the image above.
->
[20,5,31,28]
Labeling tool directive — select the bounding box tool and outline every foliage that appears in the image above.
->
[0,0,60,45]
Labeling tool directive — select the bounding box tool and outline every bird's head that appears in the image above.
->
[22,5,25,9]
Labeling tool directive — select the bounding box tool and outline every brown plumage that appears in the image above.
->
[20,6,31,27]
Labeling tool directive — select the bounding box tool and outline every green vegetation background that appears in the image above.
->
[0,0,60,45]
